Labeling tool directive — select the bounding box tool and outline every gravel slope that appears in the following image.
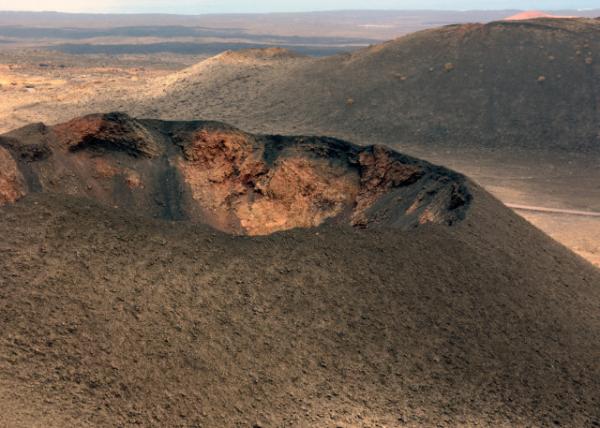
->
[0,185,599,427]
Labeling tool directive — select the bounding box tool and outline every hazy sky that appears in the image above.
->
[0,0,598,14]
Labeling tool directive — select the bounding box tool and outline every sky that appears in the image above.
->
[0,0,598,14]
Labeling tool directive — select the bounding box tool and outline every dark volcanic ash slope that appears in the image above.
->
[143,18,600,152]
[0,114,600,427]
[0,177,599,427]
[0,112,470,235]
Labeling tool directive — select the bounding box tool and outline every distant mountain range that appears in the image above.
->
[1,9,599,40]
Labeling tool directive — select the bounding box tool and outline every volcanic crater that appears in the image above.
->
[0,112,471,235]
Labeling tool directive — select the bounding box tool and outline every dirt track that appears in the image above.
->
[507,204,600,217]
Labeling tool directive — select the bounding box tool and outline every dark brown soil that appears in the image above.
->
[0,191,599,427]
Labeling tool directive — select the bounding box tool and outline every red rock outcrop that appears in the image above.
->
[175,129,360,234]
[53,111,161,157]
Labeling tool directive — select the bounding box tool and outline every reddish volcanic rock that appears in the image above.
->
[504,10,575,20]
[52,111,161,157]
[0,146,26,205]
[176,132,359,235]
[0,112,471,235]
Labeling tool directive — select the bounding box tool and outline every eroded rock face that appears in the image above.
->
[0,112,472,235]
[0,146,26,205]
[174,129,360,234]
[53,112,161,158]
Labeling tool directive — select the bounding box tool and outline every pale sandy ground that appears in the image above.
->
[0,56,178,131]
[426,150,600,267]
[0,53,598,267]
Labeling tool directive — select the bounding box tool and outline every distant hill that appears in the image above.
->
[142,18,600,153]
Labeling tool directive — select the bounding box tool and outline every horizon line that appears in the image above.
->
[1,8,599,16]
